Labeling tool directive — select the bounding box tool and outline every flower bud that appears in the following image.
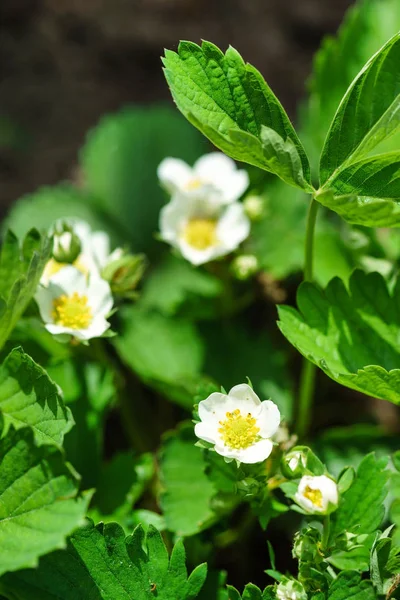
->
[101,251,146,295]
[294,475,339,515]
[52,225,81,264]
[243,195,264,221]
[282,449,307,478]
[276,579,307,600]
[231,254,259,281]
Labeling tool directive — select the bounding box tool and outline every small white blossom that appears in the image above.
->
[36,265,113,341]
[159,191,250,266]
[294,475,339,515]
[41,219,115,286]
[195,383,280,464]
[276,579,307,600]
[158,152,249,204]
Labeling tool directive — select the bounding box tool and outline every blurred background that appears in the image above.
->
[0,0,353,216]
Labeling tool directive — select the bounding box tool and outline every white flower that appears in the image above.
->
[194,383,280,464]
[276,579,307,600]
[41,219,114,286]
[294,475,339,515]
[158,152,249,204]
[159,191,250,266]
[36,265,113,341]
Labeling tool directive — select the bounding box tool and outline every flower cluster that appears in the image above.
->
[36,219,140,342]
[158,153,251,265]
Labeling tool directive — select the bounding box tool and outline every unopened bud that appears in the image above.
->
[52,224,81,264]
[276,579,307,600]
[231,254,259,281]
[102,251,146,295]
[281,449,307,479]
[243,195,264,221]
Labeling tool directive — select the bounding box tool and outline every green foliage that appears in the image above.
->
[330,453,389,538]
[0,426,90,576]
[315,190,400,227]
[278,270,400,404]
[247,182,355,285]
[163,41,311,190]
[327,152,400,198]
[0,521,207,600]
[302,0,400,165]
[4,184,113,241]
[327,571,376,599]
[80,105,207,255]
[0,230,51,350]
[0,347,73,447]
[159,423,216,537]
[140,254,223,318]
[320,31,400,185]
[115,305,205,408]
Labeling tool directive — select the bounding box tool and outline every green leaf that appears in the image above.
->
[163,41,311,190]
[314,189,400,227]
[331,453,389,538]
[80,105,207,256]
[159,423,216,537]
[0,230,51,350]
[327,571,376,599]
[140,254,222,318]
[327,541,373,572]
[4,184,115,241]
[320,31,400,185]
[0,347,73,447]
[114,305,204,408]
[0,521,207,600]
[327,152,400,198]
[242,584,262,600]
[278,269,400,404]
[0,426,90,576]
[301,0,400,166]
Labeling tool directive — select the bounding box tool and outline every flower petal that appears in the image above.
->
[216,203,250,251]
[159,197,187,244]
[48,265,88,293]
[198,392,233,423]
[194,421,218,444]
[194,153,249,203]
[228,383,262,413]
[257,400,281,438]
[87,276,113,315]
[157,158,193,194]
[234,438,274,464]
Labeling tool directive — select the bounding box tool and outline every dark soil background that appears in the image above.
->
[0,0,354,216]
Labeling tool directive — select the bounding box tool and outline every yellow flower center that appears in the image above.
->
[52,292,93,329]
[303,486,323,508]
[43,256,88,280]
[182,218,218,250]
[185,177,203,190]
[218,409,260,450]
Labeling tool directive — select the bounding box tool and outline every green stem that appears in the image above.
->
[321,514,331,551]
[296,198,319,440]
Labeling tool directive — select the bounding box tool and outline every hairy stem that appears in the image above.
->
[296,198,319,439]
